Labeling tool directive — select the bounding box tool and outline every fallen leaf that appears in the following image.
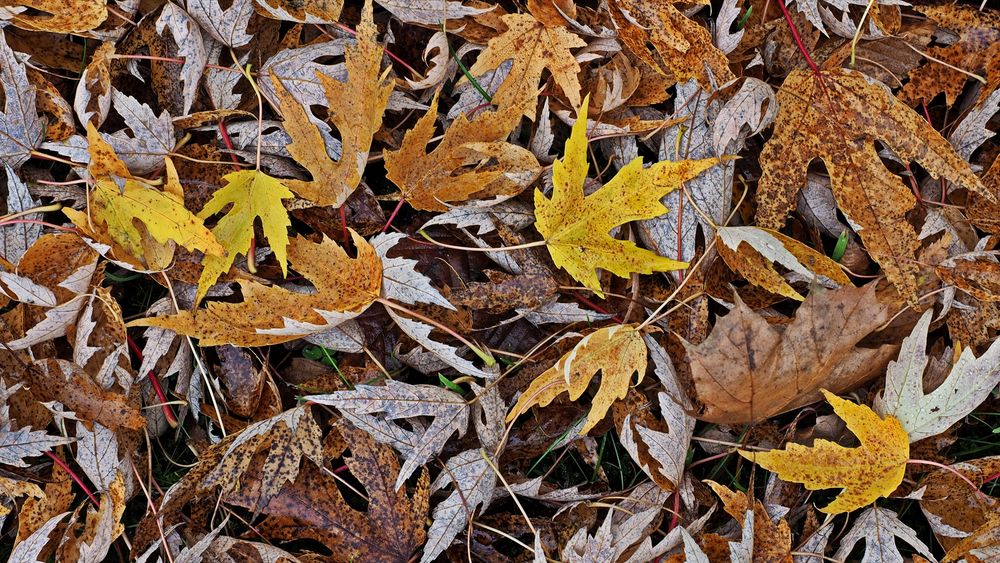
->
[255,0,342,22]
[377,0,493,26]
[706,481,793,563]
[0,0,106,33]
[0,419,74,468]
[373,232,455,310]
[185,0,254,48]
[757,68,987,301]
[194,169,294,305]
[739,390,909,514]
[535,98,721,297]
[384,92,540,211]
[943,511,1000,563]
[508,324,647,435]
[832,506,935,562]
[464,12,585,109]
[155,3,206,116]
[275,0,392,207]
[716,225,849,301]
[918,456,1000,551]
[686,282,897,423]
[130,232,381,347]
[28,359,144,432]
[0,30,43,169]
[874,309,1000,442]
[607,0,734,87]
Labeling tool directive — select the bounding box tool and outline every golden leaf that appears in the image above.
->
[757,68,987,301]
[64,124,223,267]
[506,324,647,435]
[0,0,107,33]
[384,92,540,211]
[739,390,909,514]
[129,231,381,347]
[276,0,392,207]
[195,169,295,306]
[534,98,720,297]
[464,12,585,109]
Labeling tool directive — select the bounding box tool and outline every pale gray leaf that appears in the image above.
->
[0,423,73,467]
[387,308,496,378]
[0,271,56,306]
[8,512,69,563]
[78,498,117,563]
[0,30,43,169]
[793,524,834,563]
[107,90,176,175]
[7,295,88,350]
[715,0,744,54]
[157,3,207,115]
[205,42,246,110]
[623,390,695,489]
[518,298,613,326]
[0,165,40,265]
[304,319,364,353]
[407,31,452,90]
[712,78,777,154]
[875,309,1000,442]
[421,449,497,563]
[186,0,254,47]
[373,232,455,309]
[420,199,534,236]
[949,87,1000,162]
[447,59,509,120]
[377,0,493,26]
[75,422,121,492]
[832,507,934,563]
[681,527,710,563]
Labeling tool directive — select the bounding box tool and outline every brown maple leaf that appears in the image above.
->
[685,283,899,423]
[757,68,987,301]
[898,5,1000,107]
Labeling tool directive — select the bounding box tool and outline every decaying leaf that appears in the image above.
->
[535,98,721,297]
[833,506,935,562]
[757,68,987,300]
[685,282,897,423]
[508,324,647,435]
[0,0,106,33]
[740,391,909,514]
[875,309,1000,442]
[131,231,380,346]
[0,30,44,169]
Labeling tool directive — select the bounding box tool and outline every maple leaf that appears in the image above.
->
[255,0,342,22]
[686,282,897,423]
[186,0,254,48]
[739,390,909,514]
[195,169,294,305]
[275,0,392,207]
[377,0,492,25]
[706,481,793,562]
[130,231,381,347]
[716,225,850,301]
[0,423,73,468]
[833,507,935,562]
[63,124,223,267]
[898,5,1000,107]
[943,511,1000,563]
[308,380,469,490]
[874,309,1000,442]
[507,323,647,435]
[384,92,540,211]
[535,98,721,298]
[0,0,106,33]
[607,0,734,87]
[757,68,987,301]
[464,12,585,109]
[0,30,43,169]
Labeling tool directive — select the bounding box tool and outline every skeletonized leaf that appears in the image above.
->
[308,380,469,489]
[508,324,647,435]
[832,507,934,563]
[740,391,909,514]
[874,309,1000,442]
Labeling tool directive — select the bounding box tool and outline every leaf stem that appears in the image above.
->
[906,459,990,504]
[45,451,100,508]
[377,297,495,366]
[0,202,61,222]
[774,0,820,74]
[418,230,548,252]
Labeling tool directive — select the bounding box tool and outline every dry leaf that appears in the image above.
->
[706,481,793,563]
[740,391,909,514]
[385,92,539,211]
[833,506,935,562]
[716,225,850,301]
[130,232,381,346]
[464,12,585,108]
[0,30,43,169]
[508,324,647,435]
[874,309,1000,442]
[0,0,106,33]
[757,68,986,301]
[535,98,721,297]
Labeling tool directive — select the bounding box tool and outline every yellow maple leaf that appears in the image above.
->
[534,98,721,298]
[64,124,223,267]
[129,231,381,347]
[506,324,646,435]
[739,390,909,514]
[384,92,539,211]
[195,169,294,306]
[275,0,391,208]
[464,12,585,109]
[757,68,987,302]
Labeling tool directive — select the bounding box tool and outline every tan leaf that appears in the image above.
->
[686,283,898,423]
[0,0,106,33]
[129,231,381,347]
[757,68,987,301]
[706,481,793,562]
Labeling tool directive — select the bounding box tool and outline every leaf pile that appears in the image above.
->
[0,1,998,561]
